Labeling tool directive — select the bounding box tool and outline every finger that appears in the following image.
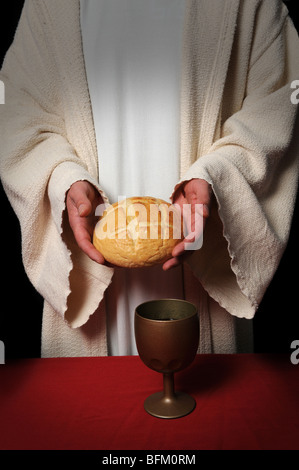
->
[173,191,186,206]
[184,178,212,206]
[68,183,93,217]
[70,215,104,263]
[172,232,199,258]
[75,197,93,217]
[162,256,181,271]
[78,202,92,217]
[76,235,106,264]
[172,239,190,258]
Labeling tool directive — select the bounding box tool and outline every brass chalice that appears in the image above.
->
[134,299,199,419]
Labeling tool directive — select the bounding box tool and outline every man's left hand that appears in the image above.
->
[163,178,211,270]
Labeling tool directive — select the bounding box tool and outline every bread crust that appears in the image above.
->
[93,197,184,267]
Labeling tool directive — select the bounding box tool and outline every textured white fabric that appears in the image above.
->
[0,0,298,357]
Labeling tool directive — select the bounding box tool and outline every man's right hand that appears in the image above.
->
[66,180,106,264]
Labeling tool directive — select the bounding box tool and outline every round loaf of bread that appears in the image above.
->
[93,196,184,268]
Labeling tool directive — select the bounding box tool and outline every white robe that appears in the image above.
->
[1,0,298,357]
[80,0,252,355]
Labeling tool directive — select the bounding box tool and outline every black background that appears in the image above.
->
[0,1,298,358]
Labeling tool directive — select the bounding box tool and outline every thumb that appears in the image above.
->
[68,182,93,217]
[78,201,92,217]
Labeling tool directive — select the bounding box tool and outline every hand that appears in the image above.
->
[66,180,106,264]
[163,179,211,270]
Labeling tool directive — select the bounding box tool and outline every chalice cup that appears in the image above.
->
[134,299,199,419]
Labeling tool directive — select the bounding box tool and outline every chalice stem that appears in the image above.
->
[163,373,176,401]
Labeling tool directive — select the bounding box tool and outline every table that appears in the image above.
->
[0,354,298,450]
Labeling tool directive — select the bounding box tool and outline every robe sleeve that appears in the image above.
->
[0,0,113,328]
[175,8,299,318]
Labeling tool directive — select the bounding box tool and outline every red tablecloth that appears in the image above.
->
[0,354,298,450]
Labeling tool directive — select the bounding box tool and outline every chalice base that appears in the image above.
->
[144,391,196,419]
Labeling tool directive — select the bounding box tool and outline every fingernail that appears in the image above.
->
[78,204,86,216]
[185,233,196,242]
